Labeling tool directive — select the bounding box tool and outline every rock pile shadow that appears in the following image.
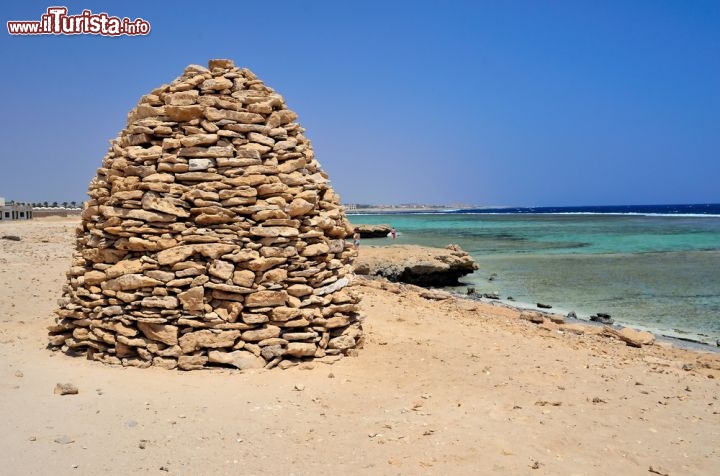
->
[49,59,362,370]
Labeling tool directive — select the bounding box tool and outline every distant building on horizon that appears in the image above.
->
[0,196,33,221]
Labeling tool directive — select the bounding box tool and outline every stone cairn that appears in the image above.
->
[49,59,363,371]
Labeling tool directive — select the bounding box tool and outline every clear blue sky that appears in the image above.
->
[1,0,718,206]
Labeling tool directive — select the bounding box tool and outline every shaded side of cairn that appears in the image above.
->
[49,59,362,371]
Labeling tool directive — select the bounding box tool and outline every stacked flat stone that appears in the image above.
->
[49,59,362,370]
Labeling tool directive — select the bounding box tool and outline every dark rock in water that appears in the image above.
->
[488,273,497,281]
[507,296,514,301]
[590,314,614,325]
[716,339,720,347]
[597,312,611,319]
[567,311,577,319]
[1,235,22,241]
[537,303,552,309]
[483,292,500,300]
[466,287,476,295]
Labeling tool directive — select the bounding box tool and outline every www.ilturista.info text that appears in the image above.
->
[7,7,150,36]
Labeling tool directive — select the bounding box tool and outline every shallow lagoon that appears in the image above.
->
[351,212,720,345]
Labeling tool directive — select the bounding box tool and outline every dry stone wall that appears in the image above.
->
[49,59,362,370]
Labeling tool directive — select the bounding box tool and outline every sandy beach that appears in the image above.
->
[1,217,719,475]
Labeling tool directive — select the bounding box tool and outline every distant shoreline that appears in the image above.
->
[347,206,455,215]
[346,203,720,217]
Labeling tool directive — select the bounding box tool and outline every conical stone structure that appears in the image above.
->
[49,59,362,370]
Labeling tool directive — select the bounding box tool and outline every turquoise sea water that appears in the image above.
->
[351,212,720,346]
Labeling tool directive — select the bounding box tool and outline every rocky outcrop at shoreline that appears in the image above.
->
[353,244,478,287]
[353,223,393,238]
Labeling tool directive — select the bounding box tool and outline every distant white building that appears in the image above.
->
[0,197,33,221]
